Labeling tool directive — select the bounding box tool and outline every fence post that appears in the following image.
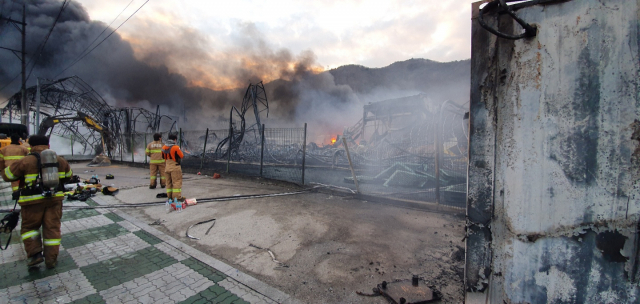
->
[342,137,360,193]
[131,133,134,162]
[435,117,441,204]
[227,111,232,174]
[302,123,307,185]
[71,135,74,158]
[120,135,123,161]
[201,128,209,169]
[144,133,148,164]
[260,124,265,177]
[179,128,182,148]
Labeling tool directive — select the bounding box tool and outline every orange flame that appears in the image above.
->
[331,137,337,144]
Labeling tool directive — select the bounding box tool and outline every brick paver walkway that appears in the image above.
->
[0,186,290,304]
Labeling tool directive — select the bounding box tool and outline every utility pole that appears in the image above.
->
[20,4,28,128]
[0,4,27,126]
[36,78,40,131]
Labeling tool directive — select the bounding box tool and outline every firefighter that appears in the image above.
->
[3,135,72,268]
[0,134,29,192]
[146,133,166,189]
[162,133,185,201]
[22,134,31,152]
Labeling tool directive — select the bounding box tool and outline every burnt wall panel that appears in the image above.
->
[465,0,498,294]
[467,0,640,303]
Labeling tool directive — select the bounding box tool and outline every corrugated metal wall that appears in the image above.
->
[466,0,640,303]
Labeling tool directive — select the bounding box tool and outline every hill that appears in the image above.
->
[328,58,470,103]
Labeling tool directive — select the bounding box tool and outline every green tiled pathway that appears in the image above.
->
[0,189,278,304]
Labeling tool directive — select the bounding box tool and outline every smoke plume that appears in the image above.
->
[0,0,360,131]
[0,0,469,143]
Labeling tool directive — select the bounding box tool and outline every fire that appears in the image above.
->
[331,137,337,144]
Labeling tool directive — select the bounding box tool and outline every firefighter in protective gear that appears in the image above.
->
[162,133,185,201]
[2,135,72,268]
[146,133,166,189]
[22,134,31,152]
[0,134,29,192]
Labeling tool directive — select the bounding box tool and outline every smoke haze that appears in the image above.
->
[0,0,469,141]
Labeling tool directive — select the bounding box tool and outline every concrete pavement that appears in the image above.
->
[0,180,294,303]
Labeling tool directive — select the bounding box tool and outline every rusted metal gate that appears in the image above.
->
[466,0,640,303]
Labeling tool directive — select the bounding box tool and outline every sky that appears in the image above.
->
[0,0,475,135]
[80,0,475,71]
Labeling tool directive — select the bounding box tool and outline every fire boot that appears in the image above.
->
[46,260,57,269]
[28,252,44,267]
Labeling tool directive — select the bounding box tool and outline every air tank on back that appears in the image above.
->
[40,149,59,190]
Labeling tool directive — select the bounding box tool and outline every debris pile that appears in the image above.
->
[64,174,119,201]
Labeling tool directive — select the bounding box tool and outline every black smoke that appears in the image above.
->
[0,0,357,131]
[0,0,469,141]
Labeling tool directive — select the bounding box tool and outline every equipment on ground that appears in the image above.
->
[102,186,119,195]
[186,218,216,240]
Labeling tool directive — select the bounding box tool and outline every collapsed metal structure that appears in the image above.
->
[304,94,469,206]
[214,81,269,159]
[1,76,173,155]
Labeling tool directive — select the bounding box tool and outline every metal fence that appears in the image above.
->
[81,112,467,209]
[105,126,306,185]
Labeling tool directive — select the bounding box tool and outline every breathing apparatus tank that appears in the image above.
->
[40,149,60,195]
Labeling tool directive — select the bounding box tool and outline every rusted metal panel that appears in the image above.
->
[466,0,640,302]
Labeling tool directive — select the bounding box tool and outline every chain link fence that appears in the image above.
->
[98,112,467,210]
[262,128,305,184]
[108,126,306,185]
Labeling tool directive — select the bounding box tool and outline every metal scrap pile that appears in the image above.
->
[305,94,468,205]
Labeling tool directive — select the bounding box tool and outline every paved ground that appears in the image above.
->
[65,163,465,303]
[0,181,292,303]
[0,162,465,303]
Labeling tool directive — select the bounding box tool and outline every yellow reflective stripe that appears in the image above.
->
[0,154,3,159]
[145,149,150,153]
[150,159,165,164]
[21,230,39,240]
[58,172,66,178]
[65,170,73,178]
[44,239,61,246]
[27,148,31,152]
[4,167,16,180]
[166,189,173,193]
[4,156,23,160]
[150,176,157,179]
[149,149,162,153]
[25,174,38,183]
[19,192,65,203]
[173,189,181,193]
[160,177,166,179]
[11,186,18,191]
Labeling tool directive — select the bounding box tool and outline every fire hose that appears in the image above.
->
[186,218,216,240]
[0,187,321,213]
